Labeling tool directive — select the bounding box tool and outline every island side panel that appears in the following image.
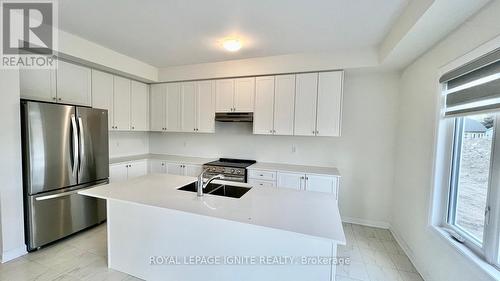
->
[107,199,338,281]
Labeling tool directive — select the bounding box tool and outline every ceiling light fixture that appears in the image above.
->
[222,38,242,52]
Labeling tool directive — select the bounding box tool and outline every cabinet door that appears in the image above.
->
[273,74,295,135]
[234,77,255,112]
[113,76,131,130]
[20,69,56,102]
[196,80,215,133]
[127,160,148,179]
[316,71,343,137]
[91,70,114,129]
[215,79,234,112]
[109,164,128,183]
[294,73,318,136]
[248,179,276,188]
[253,76,275,135]
[150,84,166,132]
[56,60,92,106]
[181,82,196,132]
[166,163,184,176]
[130,81,149,131]
[166,83,181,131]
[185,164,203,177]
[277,172,304,190]
[149,160,167,174]
[305,174,339,197]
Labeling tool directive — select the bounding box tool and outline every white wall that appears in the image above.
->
[150,70,399,226]
[158,49,378,82]
[109,131,150,158]
[392,1,500,281]
[0,70,26,262]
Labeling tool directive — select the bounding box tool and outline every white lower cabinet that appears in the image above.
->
[149,159,167,174]
[248,179,276,188]
[109,160,148,183]
[248,168,339,201]
[165,162,202,176]
[276,172,304,190]
[166,163,185,176]
[305,174,339,198]
[109,164,128,183]
[185,164,203,177]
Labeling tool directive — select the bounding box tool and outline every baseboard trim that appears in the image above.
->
[390,227,431,281]
[341,216,391,229]
[1,246,27,263]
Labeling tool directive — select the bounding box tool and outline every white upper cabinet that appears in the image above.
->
[196,80,216,133]
[181,82,196,132]
[56,61,92,106]
[253,76,275,135]
[150,84,166,132]
[316,71,343,136]
[215,78,255,112]
[130,81,149,131]
[273,75,295,135]
[234,77,255,112]
[113,76,131,130]
[166,83,181,132]
[294,73,318,136]
[91,70,114,128]
[215,79,234,112]
[20,69,56,102]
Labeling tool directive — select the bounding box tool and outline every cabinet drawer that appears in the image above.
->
[248,179,276,188]
[248,169,276,181]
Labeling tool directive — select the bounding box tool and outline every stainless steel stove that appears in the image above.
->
[203,158,256,183]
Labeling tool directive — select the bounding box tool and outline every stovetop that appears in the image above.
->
[205,158,256,168]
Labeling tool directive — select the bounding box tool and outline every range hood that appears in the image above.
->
[215,112,253,122]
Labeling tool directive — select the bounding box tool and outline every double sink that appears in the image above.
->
[178,182,251,199]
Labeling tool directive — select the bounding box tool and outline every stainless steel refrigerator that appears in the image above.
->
[21,100,108,251]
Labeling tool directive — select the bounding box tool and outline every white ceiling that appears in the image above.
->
[58,0,409,67]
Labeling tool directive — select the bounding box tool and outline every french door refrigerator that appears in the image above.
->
[21,100,108,251]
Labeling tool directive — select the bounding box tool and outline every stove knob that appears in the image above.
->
[230,169,235,174]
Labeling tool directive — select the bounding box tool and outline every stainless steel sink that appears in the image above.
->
[177,182,251,199]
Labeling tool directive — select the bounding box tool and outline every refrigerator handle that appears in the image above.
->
[70,114,79,176]
[78,116,85,174]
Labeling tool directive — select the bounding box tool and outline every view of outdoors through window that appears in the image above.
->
[452,114,494,242]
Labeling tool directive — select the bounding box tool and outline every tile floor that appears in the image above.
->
[0,223,423,281]
[337,223,424,281]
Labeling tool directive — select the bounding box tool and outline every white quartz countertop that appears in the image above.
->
[248,162,340,177]
[109,154,216,165]
[80,174,345,244]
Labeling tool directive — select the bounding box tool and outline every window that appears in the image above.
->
[448,114,494,245]
[438,48,500,268]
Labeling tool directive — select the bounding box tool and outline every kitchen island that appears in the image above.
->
[79,174,345,281]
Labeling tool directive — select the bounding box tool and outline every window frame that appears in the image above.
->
[440,112,500,269]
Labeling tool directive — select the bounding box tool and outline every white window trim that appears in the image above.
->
[429,34,500,279]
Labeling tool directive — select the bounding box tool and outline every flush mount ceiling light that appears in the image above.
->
[222,38,242,52]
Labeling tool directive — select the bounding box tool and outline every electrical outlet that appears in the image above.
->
[291,145,297,153]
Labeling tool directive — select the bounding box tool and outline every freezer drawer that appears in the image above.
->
[25,187,106,251]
